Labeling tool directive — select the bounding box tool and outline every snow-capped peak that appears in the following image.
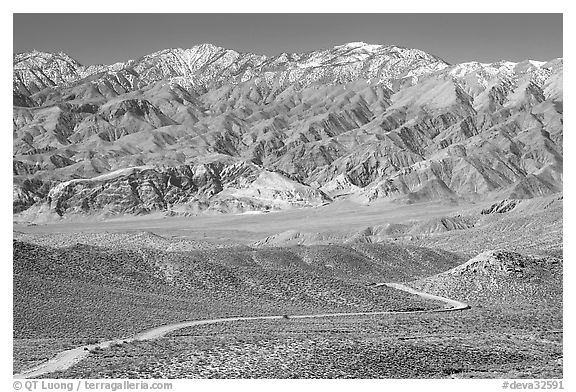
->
[335,42,383,52]
[342,41,369,48]
[528,60,545,67]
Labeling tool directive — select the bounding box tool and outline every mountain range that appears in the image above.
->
[13,42,563,220]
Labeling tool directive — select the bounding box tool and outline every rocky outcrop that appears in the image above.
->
[411,250,563,307]
[442,250,555,277]
[16,162,330,218]
[481,199,520,215]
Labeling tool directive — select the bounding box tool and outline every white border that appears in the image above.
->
[3,4,572,391]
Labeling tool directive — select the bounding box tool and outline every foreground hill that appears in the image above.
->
[35,247,562,379]
[13,42,562,220]
[13,236,464,373]
[410,250,562,309]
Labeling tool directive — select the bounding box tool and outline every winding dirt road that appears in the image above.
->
[14,282,469,379]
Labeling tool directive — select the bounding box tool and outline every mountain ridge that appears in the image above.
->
[13,42,452,98]
[13,42,563,220]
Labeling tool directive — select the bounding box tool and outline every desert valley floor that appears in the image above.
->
[13,194,563,378]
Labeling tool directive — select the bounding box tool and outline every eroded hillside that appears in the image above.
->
[13,43,563,220]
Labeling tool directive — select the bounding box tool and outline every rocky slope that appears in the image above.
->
[13,42,563,220]
[410,250,562,308]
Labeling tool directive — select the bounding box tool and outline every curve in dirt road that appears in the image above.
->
[14,282,469,379]
[379,283,469,311]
